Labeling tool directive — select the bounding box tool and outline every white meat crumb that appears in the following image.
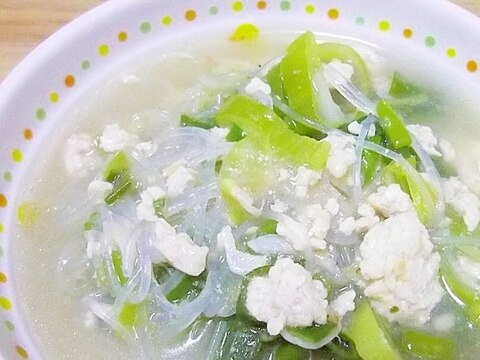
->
[347,120,376,137]
[216,226,269,276]
[87,180,113,204]
[367,184,414,218]
[360,212,443,326]
[323,133,357,178]
[136,186,166,222]
[439,139,456,163]
[244,77,273,108]
[278,169,291,182]
[99,124,132,152]
[406,124,441,157]
[339,217,356,236]
[276,205,331,251]
[246,258,329,335]
[64,133,98,177]
[270,199,289,213]
[152,218,208,276]
[164,161,198,197]
[293,166,322,198]
[355,203,380,233]
[443,177,480,232]
[329,290,356,319]
[325,198,340,216]
[134,141,159,158]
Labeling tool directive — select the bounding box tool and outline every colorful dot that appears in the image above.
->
[0,297,12,310]
[23,129,33,140]
[162,16,172,25]
[35,108,46,121]
[328,8,339,19]
[64,74,75,88]
[0,223,4,232]
[232,1,243,12]
[118,31,128,42]
[425,36,436,47]
[446,48,456,58]
[230,23,260,41]
[379,20,390,31]
[467,60,478,73]
[16,346,28,359]
[81,60,90,70]
[98,44,110,56]
[257,1,267,9]
[280,1,290,11]
[5,320,15,331]
[185,10,196,21]
[305,4,315,14]
[0,194,7,207]
[12,149,23,163]
[403,28,413,38]
[49,92,59,103]
[355,17,365,25]
[209,6,219,15]
[0,272,6,283]
[140,22,152,33]
[3,172,11,182]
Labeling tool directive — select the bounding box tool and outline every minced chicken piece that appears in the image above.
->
[322,132,357,178]
[359,212,443,326]
[99,124,132,153]
[246,258,329,335]
[64,133,98,177]
[368,184,414,218]
[152,218,208,276]
[443,176,480,232]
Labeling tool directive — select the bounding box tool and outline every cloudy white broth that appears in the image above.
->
[13,30,480,360]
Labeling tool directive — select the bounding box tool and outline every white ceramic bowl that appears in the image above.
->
[0,0,479,358]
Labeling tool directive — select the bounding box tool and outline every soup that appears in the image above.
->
[13,30,480,359]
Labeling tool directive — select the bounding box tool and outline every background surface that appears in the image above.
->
[0,0,479,81]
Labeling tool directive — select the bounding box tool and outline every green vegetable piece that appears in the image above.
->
[382,158,437,225]
[218,320,262,360]
[258,219,278,235]
[152,264,171,284]
[282,322,339,349]
[401,329,455,360]
[389,72,425,98]
[180,113,216,129]
[324,336,362,360]
[266,63,286,102]
[103,151,133,205]
[112,249,127,286]
[362,135,382,185]
[103,151,129,182]
[166,273,205,304]
[280,32,323,123]
[275,343,310,360]
[118,303,139,328]
[83,212,101,231]
[317,42,373,95]
[343,301,402,360]
[376,100,412,150]
[153,197,165,217]
[217,95,331,171]
[217,96,330,224]
[441,257,480,324]
[104,176,132,205]
[226,123,246,142]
